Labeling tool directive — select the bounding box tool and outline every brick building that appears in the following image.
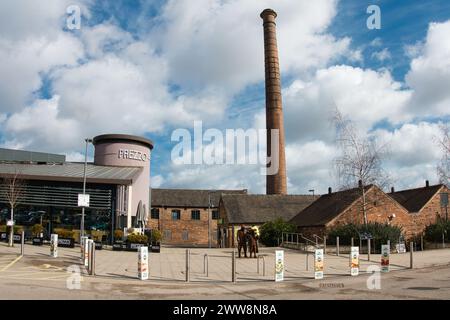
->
[290,185,412,238]
[391,181,450,237]
[219,194,317,247]
[148,188,247,247]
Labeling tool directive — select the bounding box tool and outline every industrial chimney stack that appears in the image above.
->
[261,9,287,195]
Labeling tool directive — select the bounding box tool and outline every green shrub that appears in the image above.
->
[13,225,24,234]
[54,228,75,239]
[424,218,450,242]
[0,225,6,232]
[260,218,296,247]
[151,229,162,243]
[327,222,403,245]
[31,224,44,236]
[127,234,148,244]
[114,229,124,241]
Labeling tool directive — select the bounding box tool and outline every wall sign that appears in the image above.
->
[314,249,324,279]
[275,250,284,282]
[381,244,390,272]
[138,246,149,280]
[350,246,359,276]
[78,194,90,207]
[118,149,148,162]
[50,234,58,258]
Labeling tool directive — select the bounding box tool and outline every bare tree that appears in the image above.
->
[0,171,24,247]
[332,108,390,225]
[437,123,450,186]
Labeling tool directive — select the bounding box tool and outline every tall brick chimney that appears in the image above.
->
[261,8,287,195]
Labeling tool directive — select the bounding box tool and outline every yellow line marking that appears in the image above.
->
[0,255,22,272]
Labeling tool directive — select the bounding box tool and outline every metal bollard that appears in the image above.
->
[203,254,209,277]
[257,256,266,276]
[89,241,96,276]
[367,239,371,261]
[21,231,25,256]
[351,237,354,247]
[232,251,236,283]
[387,240,391,253]
[324,236,327,254]
[410,242,414,269]
[421,236,424,251]
[336,236,340,257]
[306,251,309,271]
[185,249,190,282]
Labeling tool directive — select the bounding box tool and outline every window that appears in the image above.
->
[182,230,189,241]
[171,210,181,220]
[163,230,172,241]
[191,210,200,220]
[212,210,219,220]
[151,208,159,219]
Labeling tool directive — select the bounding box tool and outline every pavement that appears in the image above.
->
[1,242,450,299]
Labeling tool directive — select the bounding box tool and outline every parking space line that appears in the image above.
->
[0,255,22,272]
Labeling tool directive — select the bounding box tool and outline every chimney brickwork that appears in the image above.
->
[261,9,287,195]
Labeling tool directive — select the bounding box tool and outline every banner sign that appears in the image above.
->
[138,246,149,280]
[50,234,58,258]
[396,242,406,253]
[381,244,390,272]
[275,250,284,282]
[77,194,90,207]
[350,246,359,276]
[314,249,324,279]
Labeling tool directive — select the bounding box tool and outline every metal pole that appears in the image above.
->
[20,231,24,256]
[324,236,327,254]
[443,233,445,249]
[232,251,236,283]
[367,239,371,261]
[208,193,211,249]
[8,208,14,247]
[306,251,309,271]
[89,241,95,275]
[296,234,299,248]
[185,249,190,282]
[421,235,424,251]
[351,237,354,247]
[336,236,340,257]
[204,254,209,277]
[80,138,90,240]
[410,242,414,269]
[387,240,391,253]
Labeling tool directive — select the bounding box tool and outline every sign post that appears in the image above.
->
[138,246,149,280]
[314,249,324,279]
[275,250,284,282]
[381,244,390,272]
[350,246,359,276]
[77,194,90,207]
[50,234,58,258]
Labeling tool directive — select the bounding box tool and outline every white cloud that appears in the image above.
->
[371,48,391,61]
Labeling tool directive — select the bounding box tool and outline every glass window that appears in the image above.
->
[212,210,219,220]
[151,208,159,219]
[182,230,189,241]
[191,210,200,220]
[163,230,172,241]
[171,210,181,220]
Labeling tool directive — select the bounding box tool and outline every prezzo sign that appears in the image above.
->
[350,247,359,276]
[274,250,284,282]
[138,246,149,280]
[50,234,58,258]
[381,245,390,272]
[118,149,148,162]
[314,249,324,280]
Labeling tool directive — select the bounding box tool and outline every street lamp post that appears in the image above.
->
[80,138,92,240]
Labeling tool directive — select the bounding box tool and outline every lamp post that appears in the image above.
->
[80,138,93,240]
[207,190,216,249]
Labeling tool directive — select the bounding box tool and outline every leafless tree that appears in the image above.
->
[436,123,450,186]
[0,171,25,247]
[332,108,390,225]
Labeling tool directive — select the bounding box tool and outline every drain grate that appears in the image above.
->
[407,287,440,291]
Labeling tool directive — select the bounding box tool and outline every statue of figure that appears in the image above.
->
[237,225,247,258]
[247,228,258,258]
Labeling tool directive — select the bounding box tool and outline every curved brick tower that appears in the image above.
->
[261,9,287,195]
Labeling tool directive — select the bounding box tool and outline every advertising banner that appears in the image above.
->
[350,246,359,276]
[274,250,284,282]
[50,234,58,258]
[138,246,149,280]
[314,249,324,279]
[381,244,390,272]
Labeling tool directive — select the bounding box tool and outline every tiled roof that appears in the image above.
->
[391,184,445,213]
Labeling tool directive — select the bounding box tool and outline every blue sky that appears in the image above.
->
[0,0,449,194]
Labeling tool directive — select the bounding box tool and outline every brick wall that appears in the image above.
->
[147,207,219,247]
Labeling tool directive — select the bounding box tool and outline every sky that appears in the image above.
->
[0,0,449,195]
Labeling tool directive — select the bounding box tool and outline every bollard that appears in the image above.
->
[387,240,391,253]
[296,234,299,248]
[89,241,96,276]
[185,249,190,282]
[203,254,209,277]
[410,242,414,269]
[351,237,354,247]
[306,251,309,271]
[367,239,371,262]
[336,236,340,257]
[20,231,25,256]
[443,233,445,249]
[421,236,424,251]
[324,236,327,254]
[257,256,266,276]
[232,251,236,283]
